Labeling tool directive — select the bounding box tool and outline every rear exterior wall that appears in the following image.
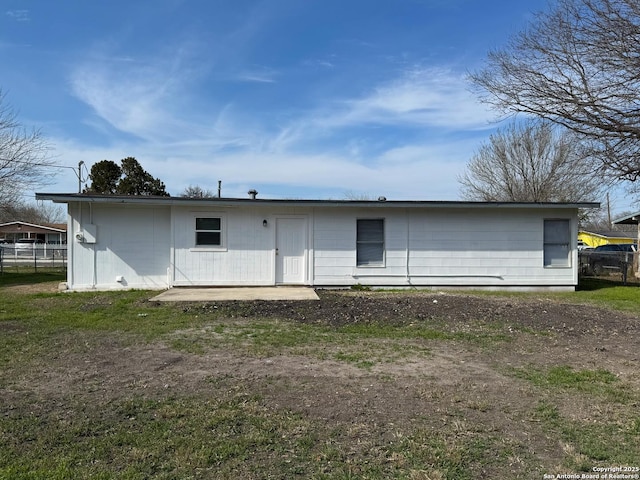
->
[67,203,171,291]
[171,205,282,286]
[64,203,578,290]
[312,207,578,288]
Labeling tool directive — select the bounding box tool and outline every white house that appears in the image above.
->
[0,221,67,244]
[35,193,598,292]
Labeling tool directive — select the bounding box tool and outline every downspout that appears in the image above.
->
[406,208,412,288]
[67,204,74,290]
[90,202,97,289]
[637,221,640,278]
[169,205,176,288]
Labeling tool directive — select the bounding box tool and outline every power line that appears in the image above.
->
[0,157,88,192]
[0,157,77,170]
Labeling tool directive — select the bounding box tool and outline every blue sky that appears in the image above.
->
[1,0,634,213]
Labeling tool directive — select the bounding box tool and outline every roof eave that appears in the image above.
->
[0,220,66,232]
[613,212,640,225]
[35,193,600,210]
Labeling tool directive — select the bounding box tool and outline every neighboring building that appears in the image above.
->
[611,213,640,277]
[577,230,636,248]
[612,212,640,235]
[36,193,598,292]
[0,221,67,244]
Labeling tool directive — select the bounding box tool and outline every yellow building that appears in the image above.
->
[578,230,636,248]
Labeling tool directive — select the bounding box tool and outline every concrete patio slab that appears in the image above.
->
[150,286,319,301]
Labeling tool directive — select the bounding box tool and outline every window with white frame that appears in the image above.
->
[195,217,222,247]
[357,218,385,266]
[543,219,570,267]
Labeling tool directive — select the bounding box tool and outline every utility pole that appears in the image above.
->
[77,161,84,193]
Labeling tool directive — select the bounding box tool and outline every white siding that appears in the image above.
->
[64,201,579,291]
[67,203,171,290]
[172,207,277,286]
[312,207,578,288]
[313,208,410,284]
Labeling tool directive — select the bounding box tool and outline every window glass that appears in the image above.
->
[543,219,570,267]
[196,231,221,245]
[195,217,222,246]
[196,218,220,231]
[357,219,384,266]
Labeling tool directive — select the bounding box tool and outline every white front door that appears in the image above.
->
[275,217,307,284]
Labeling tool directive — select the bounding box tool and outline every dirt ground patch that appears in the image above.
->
[1,280,62,295]
[4,288,640,478]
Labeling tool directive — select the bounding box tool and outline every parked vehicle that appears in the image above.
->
[14,238,45,254]
[585,243,637,275]
[577,241,593,252]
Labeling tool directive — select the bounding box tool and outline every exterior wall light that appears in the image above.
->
[263,219,268,227]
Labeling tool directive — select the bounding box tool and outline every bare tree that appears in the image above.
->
[342,191,375,200]
[0,89,55,204]
[581,207,637,232]
[0,200,65,224]
[458,120,603,203]
[180,185,216,198]
[469,0,640,182]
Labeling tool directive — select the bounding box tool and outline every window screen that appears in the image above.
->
[357,219,384,266]
[543,219,570,267]
[196,217,222,246]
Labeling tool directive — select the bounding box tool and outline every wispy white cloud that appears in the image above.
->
[301,57,336,69]
[235,65,278,83]
[322,66,494,130]
[71,66,174,139]
[49,127,478,201]
[70,45,217,144]
[65,46,492,200]
[158,144,469,200]
[6,10,30,22]
[260,66,496,154]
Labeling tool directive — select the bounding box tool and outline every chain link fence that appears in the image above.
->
[0,244,67,273]
[2,244,635,284]
[578,250,638,285]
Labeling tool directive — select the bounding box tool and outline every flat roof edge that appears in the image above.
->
[613,212,640,225]
[35,193,600,209]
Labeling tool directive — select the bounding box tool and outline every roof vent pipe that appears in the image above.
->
[218,180,222,198]
[248,189,258,199]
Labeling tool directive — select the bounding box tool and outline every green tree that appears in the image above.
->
[87,157,169,196]
[117,157,168,196]
[87,160,121,194]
